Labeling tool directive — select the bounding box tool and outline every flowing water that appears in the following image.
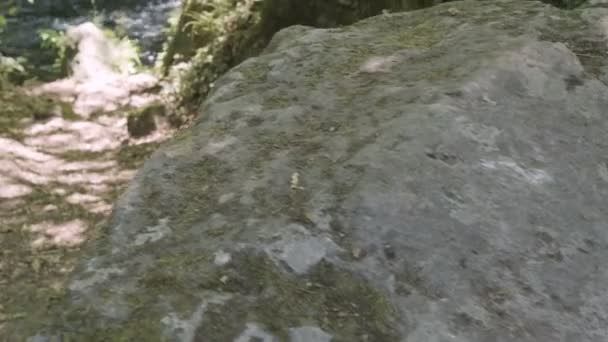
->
[0,0,181,78]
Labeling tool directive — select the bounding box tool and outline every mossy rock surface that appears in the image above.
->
[8,1,608,341]
[171,0,438,107]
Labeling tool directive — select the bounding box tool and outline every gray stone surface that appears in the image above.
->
[289,326,333,342]
[9,0,608,341]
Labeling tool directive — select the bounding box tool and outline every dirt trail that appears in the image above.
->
[0,102,171,331]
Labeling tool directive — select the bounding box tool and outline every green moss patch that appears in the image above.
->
[537,9,607,78]
[116,142,163,169]
[195,252,400,341]
[0,88,77,139]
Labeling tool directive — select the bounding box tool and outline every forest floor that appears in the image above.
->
[0,86,176,331]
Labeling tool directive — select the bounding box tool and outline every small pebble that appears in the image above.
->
[214,250,232,266]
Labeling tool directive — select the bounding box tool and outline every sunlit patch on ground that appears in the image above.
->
[27,220,88,250]
[0,175,32,199]
[0,78,174,335]
[65,192,114,214]
[0,107,167,230]
[24,116,126,153]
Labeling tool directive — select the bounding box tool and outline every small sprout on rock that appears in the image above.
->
[31,258,42,274]
[290,172,305,190]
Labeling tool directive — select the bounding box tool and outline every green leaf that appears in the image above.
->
[8,6,19,16]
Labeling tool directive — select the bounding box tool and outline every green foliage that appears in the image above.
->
[38,29,73,76]
[0,4,25,85]
[168,0,266,106]
[0,55,25,89]
[0,0,24,31]
[102,28,143,73]
[183,0,233,40]
[0,55,25,75]
[38,29,68,51]
[0,5,7,36]
[1,7,13,85]
[37,26,142,77]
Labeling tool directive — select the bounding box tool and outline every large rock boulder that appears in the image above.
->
[10,0,608,340]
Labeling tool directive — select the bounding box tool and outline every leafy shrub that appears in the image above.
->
[101,28,142,74]
[0,55,26,89]
[38,25,141,77]
[38,29,75,77]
